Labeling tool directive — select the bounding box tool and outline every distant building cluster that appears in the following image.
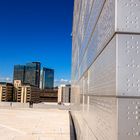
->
[13,62,54,89]
[0,61,71,104]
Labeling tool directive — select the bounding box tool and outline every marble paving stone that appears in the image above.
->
[0,108,70,140]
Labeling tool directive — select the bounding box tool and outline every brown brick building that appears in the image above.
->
[0,82,14,102]
[14,80,40,103]
[40,88,58,102]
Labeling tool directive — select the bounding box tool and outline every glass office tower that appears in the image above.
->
[25,62,41,87]
[40,68,54,89]
[14,62,41,87]
[13,65,25,83]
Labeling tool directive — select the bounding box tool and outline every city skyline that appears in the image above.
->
[14,62,41,87]
[0,0,73,85]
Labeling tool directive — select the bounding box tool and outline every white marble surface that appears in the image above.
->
[0,108,70,140]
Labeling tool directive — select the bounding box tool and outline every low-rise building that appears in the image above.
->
[0,82,13,102]
[40,88,58,102]
[58,85,71,103]
[14,80,40,103]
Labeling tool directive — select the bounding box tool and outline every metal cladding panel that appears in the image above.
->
[88,36,116,96]
[86,96,117,140]
[78,0,140,78]
[72,43,79,81]
[79,0,106,63]
[72,0,82,53]
[71,84,80,105]
[83,0,94,35]
[118,98,140,140]
[117,0,140,32]
[71,0,140,139]
[72,97,140,140]
[71,111,97,140]
[73,0,93,54]
[117,34,140,96]
[79,0,116,77]
[88,34,140,97]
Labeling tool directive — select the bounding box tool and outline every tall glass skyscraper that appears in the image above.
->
[14,62,41,87]
[40,68,54,89]
[13,65,25,83]
[25,62,41,87]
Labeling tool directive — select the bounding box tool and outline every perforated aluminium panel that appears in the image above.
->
[88,34,140,97]
[83,0,94,35]
[118,98,140,140]
[79,0,105,63]
[71,111,97,140]
[117,34,140,96]
[71,0,140,140]
[88,36,116,96]
[117,0,140,32]
[78,0,140,78]
[72,0,83,54]
[79,0,116,78]
[72,97,140,140]
[87,96,117,140]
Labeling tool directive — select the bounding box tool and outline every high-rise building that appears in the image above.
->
[71,0,140,140]
[13,65,25,83]
[25,62,41,87]
[13,62,41,88]
[0,82,13,102]
[40,68,54,89]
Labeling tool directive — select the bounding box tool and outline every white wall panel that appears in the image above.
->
[72,97,140,140]
[71,0,140,140]
[117,0,140,32]
[79,0,140,78]
[88,36,116,96]
[117,34,140,96]
[118,98,140,140]
[88,34,140,97]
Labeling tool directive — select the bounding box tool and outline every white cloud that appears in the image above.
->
[0,77,12,83]
[60,79,68,82]
[54,78,71,87]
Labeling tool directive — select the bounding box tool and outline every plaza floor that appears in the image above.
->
[0,108,71,140]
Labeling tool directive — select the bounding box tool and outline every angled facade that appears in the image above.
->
[0,82,13,102]
[71,0,140,140]
[58,85,71,103]
[40,68,54,89]
[13,65,25,83]
[14,80,40,103]
[14,62,41,88]
[25,62,41,87]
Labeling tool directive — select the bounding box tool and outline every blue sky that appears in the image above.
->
[0,0,74,85]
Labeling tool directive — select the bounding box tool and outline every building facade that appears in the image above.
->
[58,85,71,103]
[0,82,13,102]
[14,80,40,103]
[40,88,58,102]
[13,65,25,83]
[25,62,41,88]
[40,68,54,89]
[72,0,140,140]
[14,62,41,88]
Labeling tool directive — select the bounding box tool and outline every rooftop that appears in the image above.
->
[0,103,73,140]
